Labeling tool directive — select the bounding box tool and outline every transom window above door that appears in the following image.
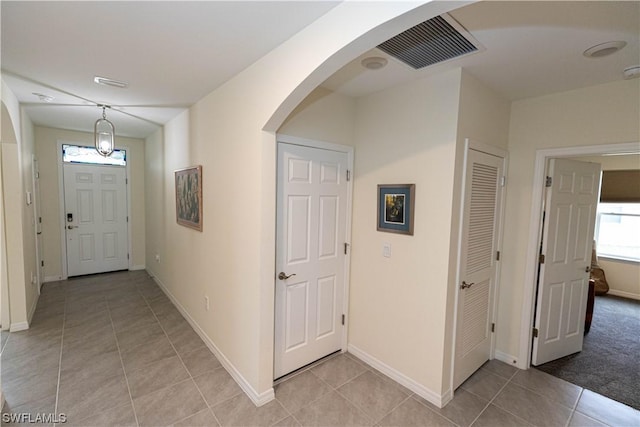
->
[62,144,126,166]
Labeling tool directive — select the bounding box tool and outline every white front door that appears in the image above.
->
[454,148,505,389]
[532,158,601,365]
[274,142,349,379]
[63,163,129,277]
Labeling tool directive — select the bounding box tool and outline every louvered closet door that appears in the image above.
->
[454,149,504,389]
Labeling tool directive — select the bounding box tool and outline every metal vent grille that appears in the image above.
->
[377,15,478,69]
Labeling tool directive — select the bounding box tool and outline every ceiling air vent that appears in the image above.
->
[377,14,481,70]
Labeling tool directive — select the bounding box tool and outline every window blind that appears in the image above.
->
[600,170,640,203]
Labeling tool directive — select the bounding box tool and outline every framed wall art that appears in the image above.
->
[377,184,415,235]
[175,165,203,231]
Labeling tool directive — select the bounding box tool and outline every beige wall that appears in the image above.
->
[144,1,458,403]
[34,126,147,280]
[279,87,356,144]
[275,69,511,400]
[1,79,37,329]
[20,111,38,321]
[499,78,640,362]
[350,68,462,398]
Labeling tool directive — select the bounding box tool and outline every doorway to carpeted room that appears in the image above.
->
[536,295,640,410]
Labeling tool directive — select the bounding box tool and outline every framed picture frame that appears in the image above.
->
[377,184,415,235]
[175,165,203,231]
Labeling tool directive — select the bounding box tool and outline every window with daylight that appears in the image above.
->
[62,144,126,166]
[595,203,640,262]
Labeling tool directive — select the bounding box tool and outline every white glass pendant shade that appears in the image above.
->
[94,107,115,157]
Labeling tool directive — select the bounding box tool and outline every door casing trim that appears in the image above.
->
[56,140,132,280]
[519,141,640,369]
[274,133,354,373]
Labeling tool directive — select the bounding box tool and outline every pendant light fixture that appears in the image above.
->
[94,105,115,157]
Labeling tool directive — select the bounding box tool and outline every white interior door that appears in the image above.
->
[532,158,601,365]
[274,142,349,379]
[63,163,128,277]
[454,148,505,389]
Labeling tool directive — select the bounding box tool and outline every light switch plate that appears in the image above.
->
[383,243,391,258]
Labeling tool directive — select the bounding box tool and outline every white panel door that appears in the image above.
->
[454,148,504,389]
[532,159,601,365]
[274,143,348,379]
[64,163,128,277]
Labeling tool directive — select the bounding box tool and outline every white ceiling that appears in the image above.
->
[2,1,639,140]
[1,1,340,138]
[323,1,640,99]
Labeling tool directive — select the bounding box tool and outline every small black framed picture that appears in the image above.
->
[377,184,415,235]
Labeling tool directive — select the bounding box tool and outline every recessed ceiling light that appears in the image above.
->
[93,76,129,89]
[361,57,388,70]
[32,92,54,102]
[583,41,627,58]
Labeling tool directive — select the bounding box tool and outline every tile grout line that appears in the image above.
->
[138,281,224,427]
[106,296,141,427]
[52,289,68,427]
[466,368,524,427]
[320,370,377,426]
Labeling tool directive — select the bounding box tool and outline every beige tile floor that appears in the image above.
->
[2,270,639,426]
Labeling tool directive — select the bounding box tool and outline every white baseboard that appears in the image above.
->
[347,344,450,408]
[494,350,521,369]
[130,264,146,271]
[10,321,29,332]
[606,289,640,301]
[44,275,63,283]
[27,292,39,324]
[151,275,275,407]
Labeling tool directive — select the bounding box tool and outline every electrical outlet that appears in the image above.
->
[204,296,210,311]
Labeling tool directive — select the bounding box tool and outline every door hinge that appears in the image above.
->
[126,216,129,223]
[127,253,130,260]
[341,314,345,325]
[496,251,500,261]
[126,178,128,185]
[539,254,545,264]
[39,217,42,224]
[41,260,44,267]
[545,176,552,187]
[532,327,539,338]
[346,170,351,182]
[344,242,349,255]
[500,176,506,187]
[35,172,40,179]
[491,323,495,333]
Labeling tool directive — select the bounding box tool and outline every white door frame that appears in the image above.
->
[56,141,133,280]
[518,141,640,369]
[32,154,43,292]
[275,134,354,356]
[451,138,508,390]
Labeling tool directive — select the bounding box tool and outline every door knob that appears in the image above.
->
[461,281,474,290]
[67,225,78,230]
[278,272,296,280]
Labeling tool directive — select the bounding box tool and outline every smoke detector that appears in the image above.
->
[623,66,640,80]
[583,41,626,58]
[361,57,388,70]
